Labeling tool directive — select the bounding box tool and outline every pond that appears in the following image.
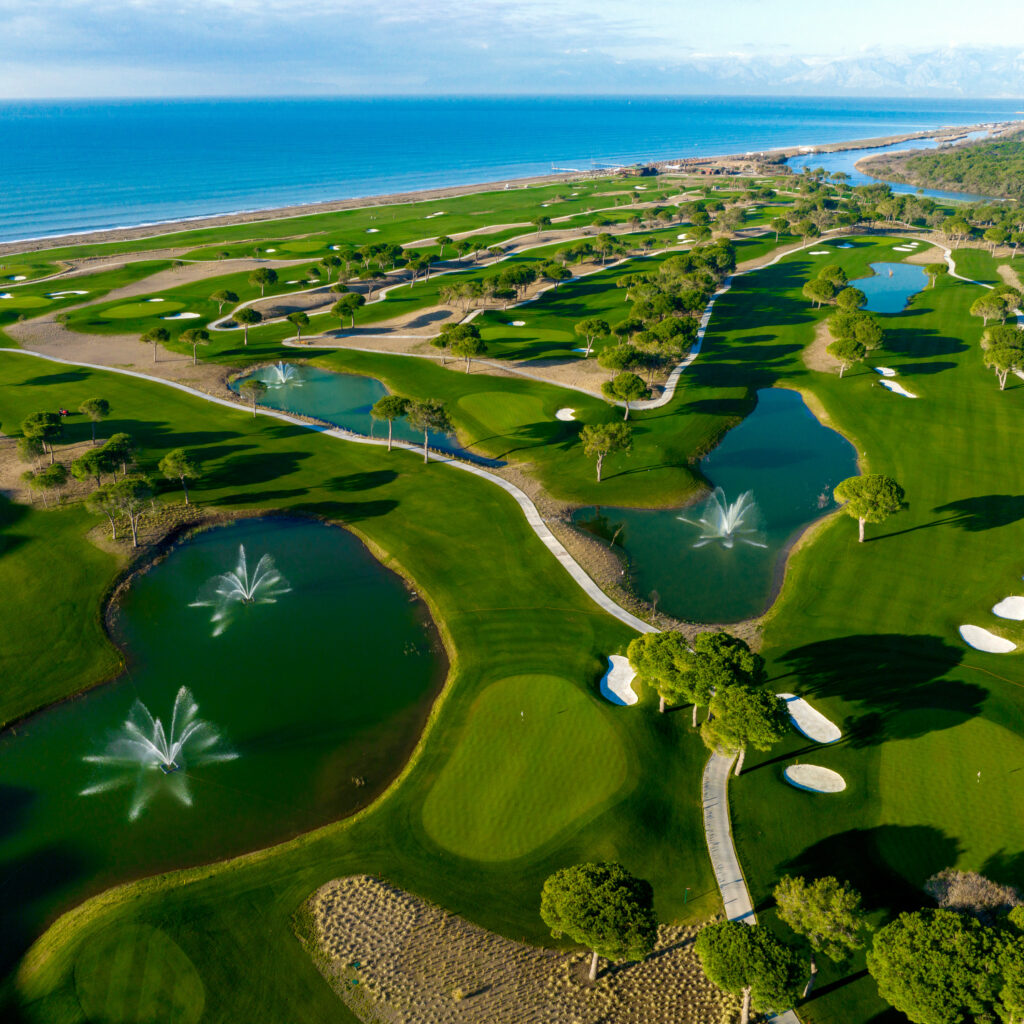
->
[231,363,504,467]
[573,388,858,623]
[0,517,445,971]
[786,130,992,202]
[852,262,929,314]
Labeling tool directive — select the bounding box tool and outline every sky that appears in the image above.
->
[2,0,1024,98]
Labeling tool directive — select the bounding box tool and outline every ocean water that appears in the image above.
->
[0,96,1019,242]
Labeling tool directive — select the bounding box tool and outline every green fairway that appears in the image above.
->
[103,300,184,318]
[421,674,630,860]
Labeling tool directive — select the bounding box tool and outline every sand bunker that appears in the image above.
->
[677,233,690,241]
[162,312,201,320]
[600,655,638,706]
[0,293,12,299]
[784,764,846,793]
[993,597,1024,620]
[879,380,917,398]
[509,320,526,326]
[264,248,276,253]
[48,290,88,297]
[873,366,897,377]
[834,243,854,249]
[147,298,164,302]
[779,693,842,744]
[959,625,1017,653]
[893,247,913,252]
[366,228,380,233]
[555,408,576,421]
[808,250,830,255]
[10,275,26,281]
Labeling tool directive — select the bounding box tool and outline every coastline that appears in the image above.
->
[2,117,1019,258]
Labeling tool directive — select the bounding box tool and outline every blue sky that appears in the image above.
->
[1,0,1023,97]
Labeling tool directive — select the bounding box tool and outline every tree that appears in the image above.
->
[691,630,765,693]
[818,264,848,289]
[331,293,365,328]
[834,474,906,542]
[984,343,1024,390]
[108,475,153,548]
[159,448,201,505]
[574,317,610,358]
[540,862,657,983]
[803,279,835,308]
[532,215,552,234]
[775,876,870,996]
[924,262,949,288]
[406,399,454,464]
[16,435,44,466]
[21,412,63,464]
[450,327,487,372]
[234,307,262,345]
[102,433,136,477]
[180,328,210,367]
[827,337,867,378]
[701,684,789,775]
[836,287,867,312]
[238,377,267,416]
[23,462,68,507]
[601,371,651,420]
[370,395,410,452]
[141,326,170,363]
[925,869,1023,926]
[580,422,632,483]
[695,920,803,1024]
[286,311,309,340]
[248,267,278,296]
[541,261,571,289]
[71,448,108,488]
[86,483,121,539]
[626,630,698,716]
[770,217,788,242]
[436,235,453,258]
[972,293,1007,326]
[78,397,110,445]
[867,909,1008,1024]
[210,289,238,314]
[986,226,1009,254]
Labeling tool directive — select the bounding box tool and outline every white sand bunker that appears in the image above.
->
[808,250,830,255]
[835,243,854,249]
[908,242,921,247]
[286,280,300,284]
[893,247,913,252]
[555,408,576,421]
[48,290,88,297]
[779,693,842,744]
[10,275,26,281]
[879,380,917,398]
[366,228,380,233]
[329,245,342,250]
[600,655,638,706]
[147,298,164,302]
[873,366,897,377]
[509,320,526,326]
[162,312,201,320]
[0,293,12,299]
[784,765,847,793]
[677,233,691,240]
[959,625,1017,653]
[993,597,1024,620]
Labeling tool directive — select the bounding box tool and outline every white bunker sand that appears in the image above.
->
[264,248,276,253]
[10,275,26,281]
[48,290,89,297]
[960,625,1017,653]
[0,293,12,299]
[874,366,897,377]
[162,312,201,321]
[600,655,638,706]
[808,250,830,255]
[779,694,841,743]
[993,596,1024,620]
[784,765,846,793]
[366,228,380,233]
[147,298,164,302]
[879,380,917,398]
[509,320,526,326]
[555,408,576,421]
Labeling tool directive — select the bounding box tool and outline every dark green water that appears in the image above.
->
[0,517,445,971]
[853,262,929,314]
[573,388,858,623]
[231,363,504,466]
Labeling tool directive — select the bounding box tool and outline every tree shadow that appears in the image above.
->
[18,370,90,386]
[209,450,311,487]
[294,499,399,523]
[778,634,983,746]
[894,361,957,376]
[326,470,398,492]
[932,494,1024,532]
[980,848,1024,889]
[778,825,962,914]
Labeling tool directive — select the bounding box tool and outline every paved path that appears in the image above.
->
[701,753,755,923]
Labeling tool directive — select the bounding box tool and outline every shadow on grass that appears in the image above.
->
[932,494,1024,531]
[18,370,91,386]
[779,634,983,746]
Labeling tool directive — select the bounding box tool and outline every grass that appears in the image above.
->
[0,350,718,1024]
[420,674,630,860]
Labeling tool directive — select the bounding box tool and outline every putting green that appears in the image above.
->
[421,674,629,861]
[0,294,49,309]
[74,924,205,1024]
[104,300,184,319]
[457,390,550,435]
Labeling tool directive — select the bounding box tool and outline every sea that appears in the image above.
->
[1,96,1020,243]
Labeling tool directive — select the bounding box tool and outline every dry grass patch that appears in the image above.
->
[308,875,739,1024]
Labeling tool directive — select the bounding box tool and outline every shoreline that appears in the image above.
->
[2,118,1020,257]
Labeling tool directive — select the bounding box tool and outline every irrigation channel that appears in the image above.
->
[574,388,859,623]
[231,364,507,467]
[0,517,446,973]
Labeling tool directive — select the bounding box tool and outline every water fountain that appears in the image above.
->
[263,361,301,386]
[190,545,291,636]
[678,488,766,549]
[80,687,237,820]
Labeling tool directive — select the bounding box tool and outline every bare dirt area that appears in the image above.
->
[903,244,945,266]
[804,320,841,375]
[307,875,738,1024]
[998,263,1023,290]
